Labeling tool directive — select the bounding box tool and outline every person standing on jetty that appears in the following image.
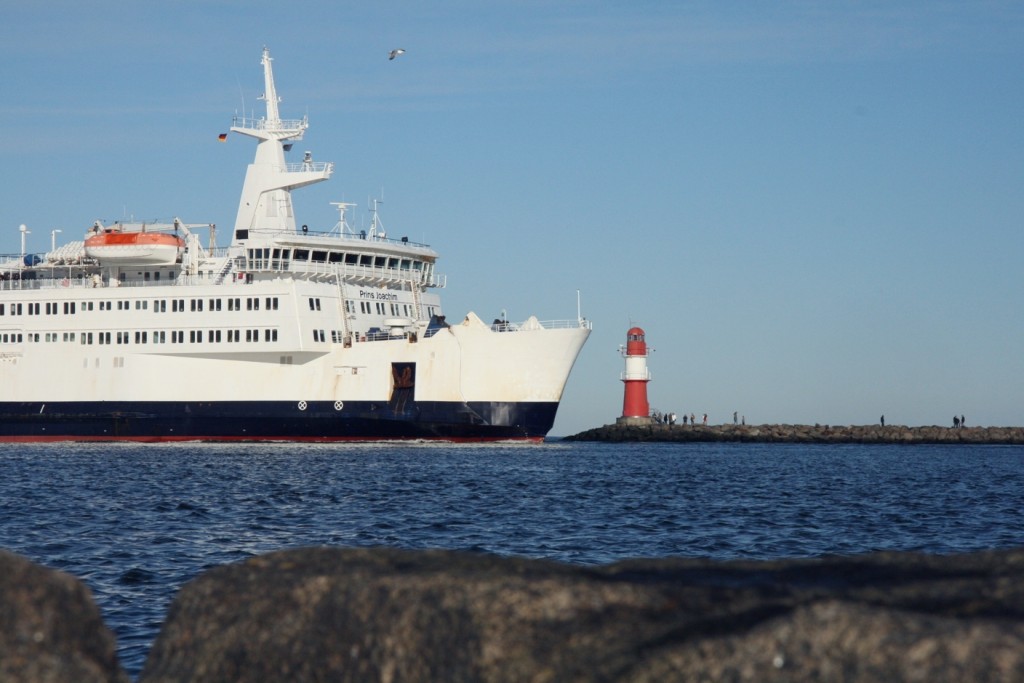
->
[880,415,885,427]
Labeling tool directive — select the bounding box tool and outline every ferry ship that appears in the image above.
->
[0,48,591,442]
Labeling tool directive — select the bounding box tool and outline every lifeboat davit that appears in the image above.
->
[84,227,184,266]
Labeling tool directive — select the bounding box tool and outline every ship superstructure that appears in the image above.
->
[0,48,590,441]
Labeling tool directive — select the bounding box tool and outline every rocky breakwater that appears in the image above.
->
[7,546,1024,681]
[565,423,1024,444]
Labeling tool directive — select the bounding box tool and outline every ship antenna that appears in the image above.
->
[369,196,386,239]
[258,46,282,123]
[330,201,357,236]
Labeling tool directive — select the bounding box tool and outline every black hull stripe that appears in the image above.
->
[0,400,559,442]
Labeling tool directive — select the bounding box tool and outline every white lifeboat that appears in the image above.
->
[84,225,184,266]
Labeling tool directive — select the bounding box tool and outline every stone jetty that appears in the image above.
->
[6,546,1024,681]
[564,423,1024,444]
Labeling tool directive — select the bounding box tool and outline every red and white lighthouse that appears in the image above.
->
[617,326,652,424]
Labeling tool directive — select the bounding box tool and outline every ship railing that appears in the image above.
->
[241,226,432,249]
[420,317,591,339]
[281,161,333,174]
[231,115,308,133]
[489,318,593,332]
[242,258,446,288]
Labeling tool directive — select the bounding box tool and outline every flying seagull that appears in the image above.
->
[388,48,406,60]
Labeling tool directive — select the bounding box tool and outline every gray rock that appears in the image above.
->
[139,546,1024,682]
[565,423,1024,444]
[0,550,128,683]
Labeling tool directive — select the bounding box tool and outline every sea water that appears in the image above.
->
[2,440,1022,677]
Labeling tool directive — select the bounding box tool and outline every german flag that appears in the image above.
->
[218,133,228,142]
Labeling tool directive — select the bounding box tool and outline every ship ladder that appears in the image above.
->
[335,277,351,341]
[409,274,423,322]
[213,257,235,285]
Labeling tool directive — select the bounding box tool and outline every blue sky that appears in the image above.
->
[2,1,1022,434]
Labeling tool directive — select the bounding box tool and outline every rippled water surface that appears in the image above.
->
[2,441,1023,678]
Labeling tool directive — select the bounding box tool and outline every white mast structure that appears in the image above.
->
[229,47,334,243]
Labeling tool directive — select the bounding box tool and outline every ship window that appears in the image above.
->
[209,298,221,311]
[154,272,161,281]
[247,297,260,311]
[191,299,204,312]
[329,252,344,263]
[360,255,372,266]
[0,304,4,315]
[311,251,327,263]
[345,253,358,265]
[190,330,199,343]
[413,261,422,271]
[400,259,411,270]
[235,229,249,241]
[374,256,386,268]
[266,297,278,310]
[293,249,309,261]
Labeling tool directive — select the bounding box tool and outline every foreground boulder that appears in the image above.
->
[0,550,128,683]
[139,546,1024,682]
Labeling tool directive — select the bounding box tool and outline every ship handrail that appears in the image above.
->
[242,258,446,288]
[492,319,593,332]
[281,161,333,174]
[232,115,307,132]
[419,317,590,340]
[242,227,432,249]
